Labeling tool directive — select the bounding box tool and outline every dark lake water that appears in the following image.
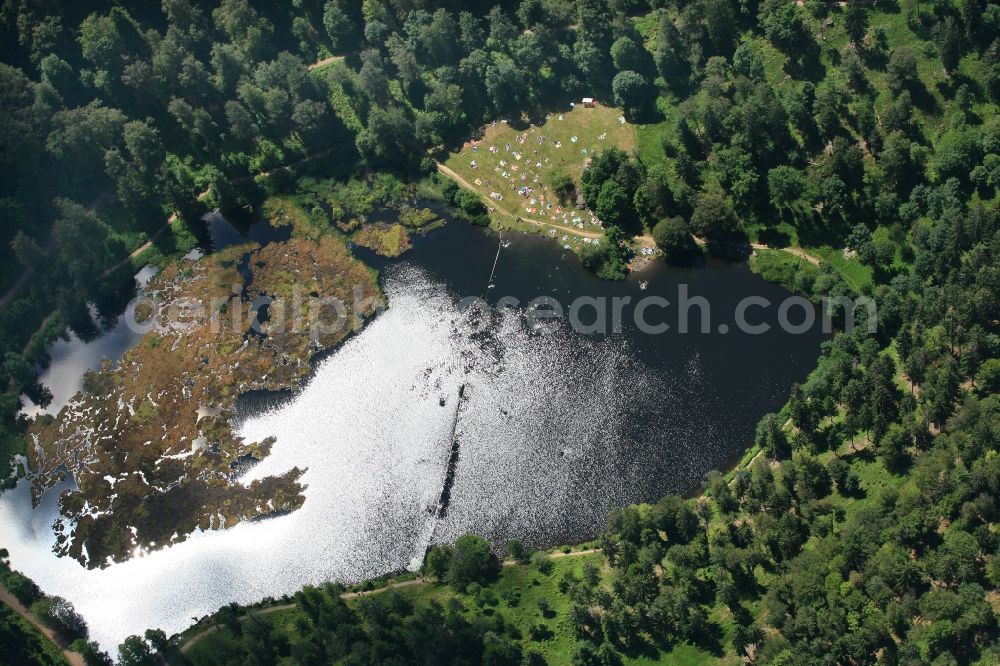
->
[374,224,825,506]
[0,214,823,650]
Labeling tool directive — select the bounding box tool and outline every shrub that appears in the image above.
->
[447,534,498,590]
[580,226,628,280]
[976,358,1000,394]
[551,171,575,203]
[530,551,554,575]
[612,70,653,121]
[1,569,42,606]
[424,545,453,580]
[536,598,552,617]
[651,216,699,263]
[506,539,527,563]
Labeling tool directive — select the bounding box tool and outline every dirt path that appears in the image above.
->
[116,147,336,281]
[514,215,603,240]
[752,242,822,266]
[101,146,336,281]
[0,587,87,666]
[179,548,603,655]
[21,311,59,356]
[436,163,826,265]
[180,578,429,654]
[19,142,344,371]
[307,54,346,70]
[339,577,430,599]
[435,162,603,240]
[546,547,601,559]
[249,148,337,179]
[98,211,181,280]
[691,234,823,266]
[20,203,189,359]
[178,603,296,655]
[435,162,477,192]
[497,548,602,568]
[7,53,339,306]
[0,269,33,309]
[179,624,219,654]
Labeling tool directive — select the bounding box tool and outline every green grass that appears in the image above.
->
[184,626,243,664]
[306,53,346,75]
[393,555,607,664]
[749,248,821,295]
[186,552,729,665]
[745,219,801,247]
[352,223,411,257]
[632,13,661,40]
[442,104,636,249]
[810,432,908,545]
[807,245,874,294]
[634,118,672,171]
[865,6,952,131]
[627,641,729,666]
[757,36,788,88]
[314,61,364,133]
[182,606,304,664]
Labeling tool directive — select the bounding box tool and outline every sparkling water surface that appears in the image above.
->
[0,220,823,650]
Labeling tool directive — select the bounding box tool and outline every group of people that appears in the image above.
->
[463,125,605,222]
[456,113,624,251]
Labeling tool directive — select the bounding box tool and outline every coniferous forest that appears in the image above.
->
[0,0,999,664]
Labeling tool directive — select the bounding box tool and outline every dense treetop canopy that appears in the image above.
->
[0,0,998,663]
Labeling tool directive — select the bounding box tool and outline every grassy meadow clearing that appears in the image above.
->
[181,547,735,666]
[442,105,637,251]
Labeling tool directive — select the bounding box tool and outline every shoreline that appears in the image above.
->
[3,195,818,651]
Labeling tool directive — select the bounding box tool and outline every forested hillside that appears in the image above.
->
[0,0,600,476]
[1,0,999,664]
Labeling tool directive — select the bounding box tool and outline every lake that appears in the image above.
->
[18,265,157,418]
[0,216,823,650]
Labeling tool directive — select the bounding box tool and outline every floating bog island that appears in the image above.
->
[27,202,381,569]
[351,223,413,258]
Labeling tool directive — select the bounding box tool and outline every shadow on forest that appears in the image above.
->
[904,79,940,116]
[843,445,876,466]
[689,619,727,657]
[938,72,986,110]
[443,89,595,150]
[757,226,793,248]
[795,207,850,248]
[619,617,726,662]
[786,41,826,83]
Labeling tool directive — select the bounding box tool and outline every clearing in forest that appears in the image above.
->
[443,104,636,242]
